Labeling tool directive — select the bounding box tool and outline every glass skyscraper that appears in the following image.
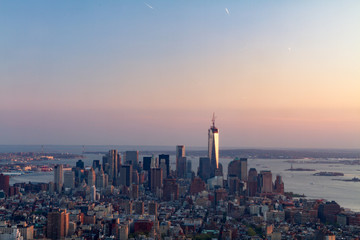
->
[208,114,219,177]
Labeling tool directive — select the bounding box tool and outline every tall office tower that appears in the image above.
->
[274,175,284,194]
[228,158,248,181]
[47,209,69,240]
[150,168,163,193]
[258,170,273,193]
[72,167,82,187]
[119,165,133,187]
[208,114,219,177]
[54,165,63,193]
[159,154,170,178]
[134,201,144,215]
[92,160,101,170]
[159,160,167,180]
[125,151,139,170]
[198,157,211,181]
[63,171,75,189]
[132,170,139,185]
[177,157,187,178]
[228,177,243,196]
[163,177,179,201]
[148,201,158,216]
[240,158,248,181]
[76,160,84,169]
[90,185,96,202]
[143,156,152,171]
[0,174,10,196]
[96,168,106,189]
[87,168,96,186]
[103,150,121,185]
[247,168,258,197]
[176,145,185,177]
[186,160,192,176]
[150,155,158,168]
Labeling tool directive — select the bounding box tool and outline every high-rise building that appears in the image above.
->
[186,160,192,176]
[177,157,187,178]
[208,114,219,177]
[119,165,133,187]
[159,154,170,178]
[163,176,179,201]
[47,209,69,240]
[150,168,163,193]
[126,151,139,170]
[198,157,211,181]
[87,168,96,187]
[54,165,63,193]
[143,156,152,171]
[228,158,247,181]
[258,170,273,193]
[92,160,101,170]
[76,160,84,169]
[176,145,185,177]
[247,168,258,197]
[0,174,10,196]
[96,168,107,189]
[103,150,121,185]
[274,175,284,194]
[63,171,75,189]
[90,185,97,202]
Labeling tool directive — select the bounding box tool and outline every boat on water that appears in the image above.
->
[0,171,25,176]
[314,171,344,176]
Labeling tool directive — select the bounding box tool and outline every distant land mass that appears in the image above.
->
[0,145,359,159]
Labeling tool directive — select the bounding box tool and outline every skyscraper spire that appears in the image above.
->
[212,112,216,128]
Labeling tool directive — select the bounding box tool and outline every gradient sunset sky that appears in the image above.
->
[1,0,359,148]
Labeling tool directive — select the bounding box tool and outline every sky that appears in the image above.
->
[1,0,359,148]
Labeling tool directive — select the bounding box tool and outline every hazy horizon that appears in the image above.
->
[1,1,359,148]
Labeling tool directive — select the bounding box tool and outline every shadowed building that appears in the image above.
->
[150,168,163,193]
[248,168,258,196]
[63,171,75,189]
[190,177,206,195]
[163,176,179,201]
[0,174,10,196]
[176,145,185,177]
[159,154,170,178]
[47,209,69,240]
[274,175,284,194]
[126,151,139,171]
[198,157,211,181]
[54,165,63,193]
[143,156,152,171]
[228,158,248,181]
[258,170,273,193]
[119,165,133,187]
[102,150,121,185]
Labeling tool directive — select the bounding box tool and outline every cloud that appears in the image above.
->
[225,8,230,15]
[145,2,154,9]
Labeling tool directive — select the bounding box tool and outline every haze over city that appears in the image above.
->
[1,0,359,148]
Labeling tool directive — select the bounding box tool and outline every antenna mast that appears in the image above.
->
[212,112,216,127]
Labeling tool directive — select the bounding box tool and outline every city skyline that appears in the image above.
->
[1,0,359,148]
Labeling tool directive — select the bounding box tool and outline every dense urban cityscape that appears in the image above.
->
[0,119,359,240]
